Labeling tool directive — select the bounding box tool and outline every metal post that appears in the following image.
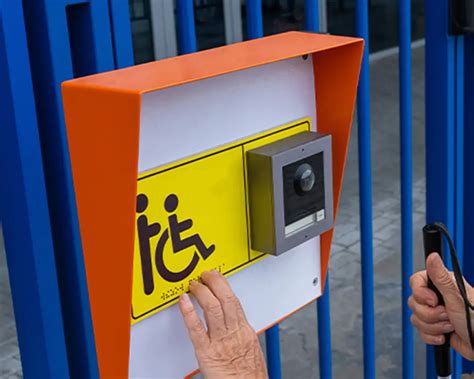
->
[425,0,456,377]
[319,0,328,33]
[317,278,333,379]
[0,1,70,376]
[246,0,263,39]
[305,0,320,32]
[223,0,243,45]
[150,0,178,60]
[305,4,334,377]
[107,0,134,68]
[355,0,375,378]
[462,34,474,375]
[265,325,282,379]
[21,0,133,375]
[453,35,465,379]
[176,0,197,54]
[454,42,464,269]
[244,1,281,376]
[399,0,414,378]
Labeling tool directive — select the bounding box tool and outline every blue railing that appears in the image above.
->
[2,0,472,378]
[304,3,334,379]
[177,0,197,54]
[399,0,414,378]
[354,1,376,377]
[463,28,474,377]
[0,1,70,376]
[454,35,464,377]
[265,325,283,379]
[425,1,469,378]
[246,0,264,39]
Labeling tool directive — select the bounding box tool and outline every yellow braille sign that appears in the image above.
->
[131,118,311,323]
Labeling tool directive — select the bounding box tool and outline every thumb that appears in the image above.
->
[427,253,457,299]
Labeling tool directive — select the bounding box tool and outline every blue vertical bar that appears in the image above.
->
[304,0,320,32]
[426,349,436,379]
[265,325,282,379]
[355,1,375,378]
[463,34,474,375]
[0,0,70,377]
[399,0,414,378]
[306,3,333,377]
[107,0,134,68]
[246,0,263,39]
[454,36,464,277]
[246,0,280,375]
[176,0,197,54]
[425,0,456,377]
[317,278,333,379]
[453,35,464,379]
[21,0,130,376]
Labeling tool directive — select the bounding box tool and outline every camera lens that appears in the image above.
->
[294,163,315,194]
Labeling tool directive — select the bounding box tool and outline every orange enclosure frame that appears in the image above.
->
[62,31,363,378]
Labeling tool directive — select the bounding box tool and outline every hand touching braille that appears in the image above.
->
[179,271,268,379]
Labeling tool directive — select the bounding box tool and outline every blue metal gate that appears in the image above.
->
[425,1,472,377]
[0,0,472,378]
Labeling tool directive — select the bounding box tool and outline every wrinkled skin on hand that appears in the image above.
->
[409,253,474,360]
[179,271,268,379]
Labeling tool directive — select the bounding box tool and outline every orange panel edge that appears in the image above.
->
[313,39,365,289]
[62,32,363,378]
[62,85,141,378]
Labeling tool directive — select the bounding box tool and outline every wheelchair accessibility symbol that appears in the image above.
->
[136,193,216,296]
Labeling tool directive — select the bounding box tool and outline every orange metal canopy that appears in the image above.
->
[62,31,363,378]
[66,31,362,94]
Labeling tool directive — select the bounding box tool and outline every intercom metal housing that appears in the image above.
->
[247,131,334,255]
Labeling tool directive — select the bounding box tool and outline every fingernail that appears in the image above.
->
[427,299,435,307]
[181,293,191,305]
[440,312,449,320]
[436,336,444,344]
[190,280,197,287]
